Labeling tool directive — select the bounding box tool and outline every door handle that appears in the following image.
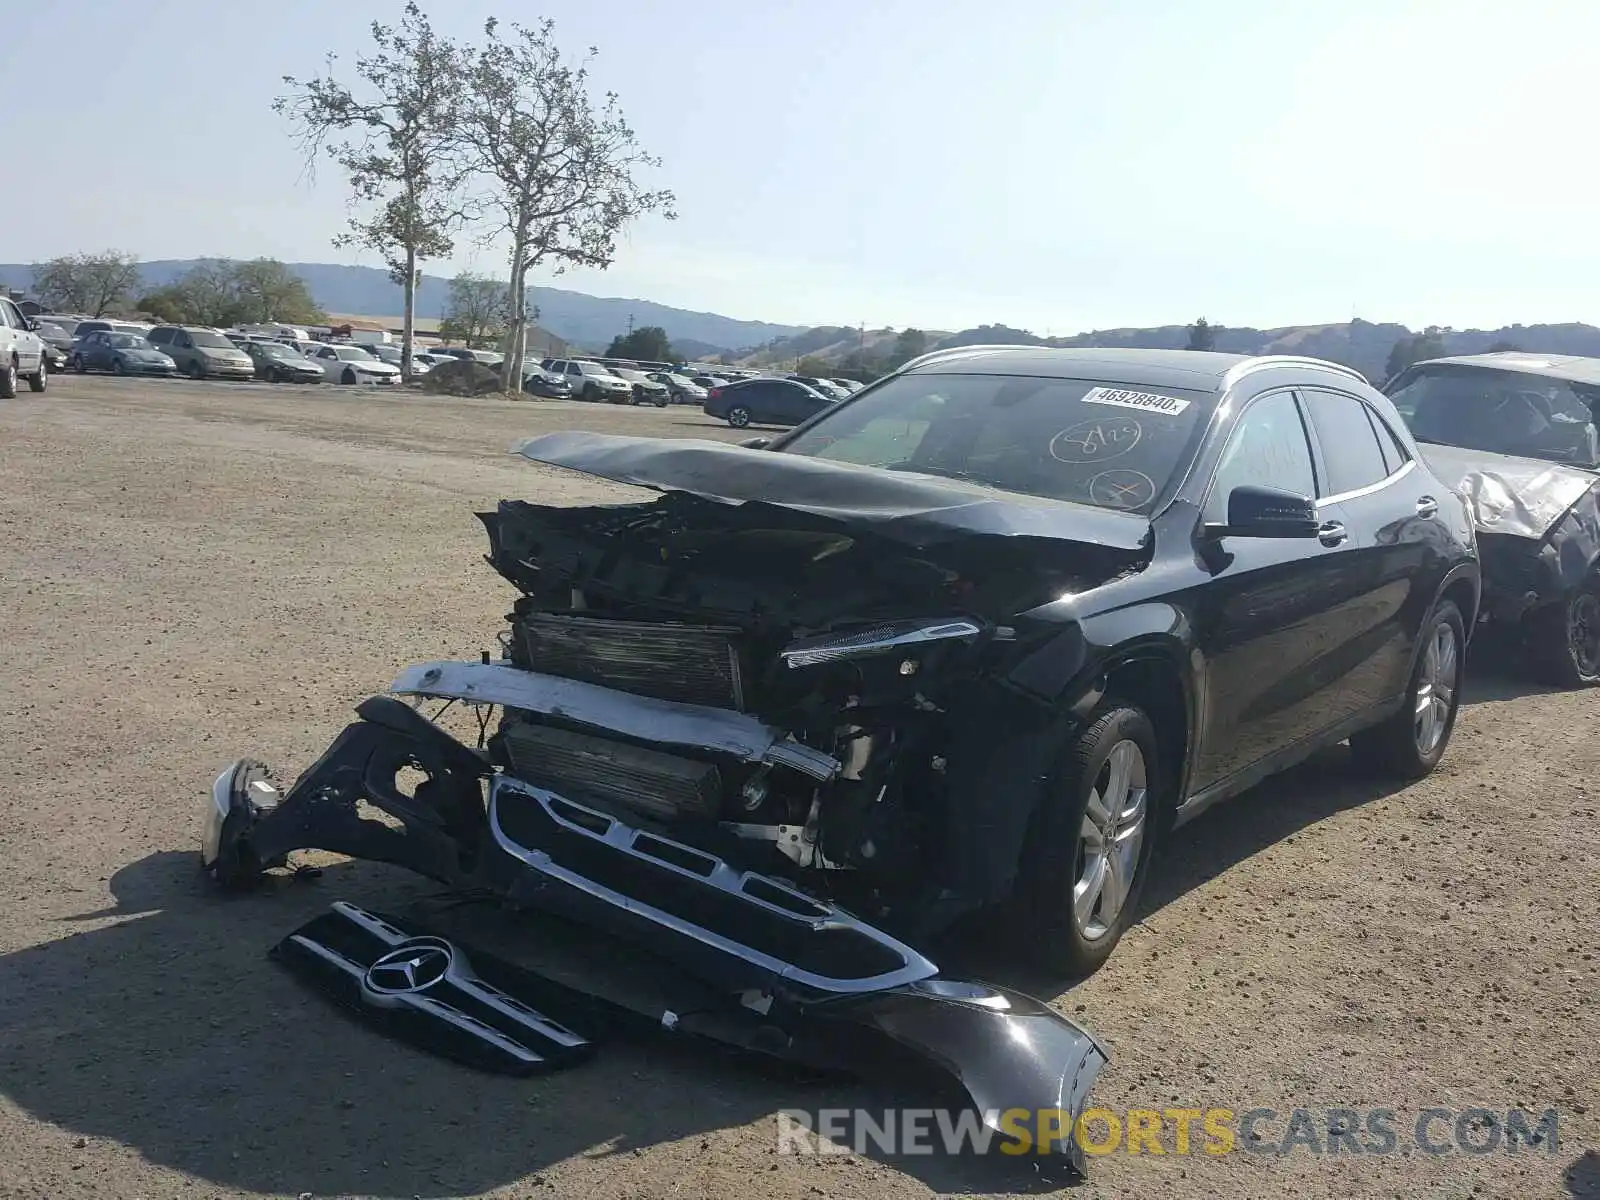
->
[1317,520,1348,547]
[1416,495,1439,519]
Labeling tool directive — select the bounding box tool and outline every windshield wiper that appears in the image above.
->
[881,461,991,486]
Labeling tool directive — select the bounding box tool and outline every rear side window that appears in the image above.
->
[1302,389,1390,496]
[1365,406,1411,476]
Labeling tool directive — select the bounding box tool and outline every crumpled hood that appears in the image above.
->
[1420,443,1600,540]
[512,430,1153,550]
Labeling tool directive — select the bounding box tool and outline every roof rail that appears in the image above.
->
[1222,354,1369,388]
[894,344,1043,374]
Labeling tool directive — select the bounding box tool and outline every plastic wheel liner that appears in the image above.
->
[208,694,1109,1171]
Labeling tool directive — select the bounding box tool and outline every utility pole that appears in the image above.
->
[626,313,635,335]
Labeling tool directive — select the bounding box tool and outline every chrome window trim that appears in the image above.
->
[1300,387,1418,508]
[1316,458,1416,509]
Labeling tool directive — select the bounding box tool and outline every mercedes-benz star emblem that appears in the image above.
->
[364,938,453,994]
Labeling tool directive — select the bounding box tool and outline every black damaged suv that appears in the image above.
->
[209,347,1482,983]
[496,346,1481,974]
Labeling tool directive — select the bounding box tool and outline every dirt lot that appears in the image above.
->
[0,376,1595,1200]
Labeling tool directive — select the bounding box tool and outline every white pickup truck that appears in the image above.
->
[0,296,48,396]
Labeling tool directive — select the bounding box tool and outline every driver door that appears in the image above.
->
[1186,389,1363,794]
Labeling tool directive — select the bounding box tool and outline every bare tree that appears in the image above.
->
[459,18,675,389]
[31,251,142,317]
[438,271,510,348]
[274,3,468,379]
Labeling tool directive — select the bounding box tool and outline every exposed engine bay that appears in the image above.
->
[472,488,1138,930]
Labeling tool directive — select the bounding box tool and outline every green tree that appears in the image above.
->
[605,325,673,362]
[437,271,510,348]
[31,251,143,316]
[1384,326,1448,381]
[275,2,472,379]
[459,16,675,389]
[229,258,325,324]
[1485,339,1522,353]
[890,328,928,365]
[1186,317,1216,351]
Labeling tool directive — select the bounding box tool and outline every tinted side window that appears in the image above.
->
[1303,389,1389,496]
[1204,391,1316,522]
[1365,405,1410,476]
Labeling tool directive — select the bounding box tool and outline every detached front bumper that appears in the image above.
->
[203,664,1110,1168]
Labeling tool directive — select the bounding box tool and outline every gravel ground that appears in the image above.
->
[0,376,1595,1200]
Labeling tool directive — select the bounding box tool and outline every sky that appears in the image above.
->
[6,0,1598,335]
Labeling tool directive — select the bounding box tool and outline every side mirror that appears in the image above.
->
[1205,485,1320,539]
[25,318,39,331]
[740,437,772,450]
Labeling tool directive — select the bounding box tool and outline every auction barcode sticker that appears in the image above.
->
[1081,386,1191,415]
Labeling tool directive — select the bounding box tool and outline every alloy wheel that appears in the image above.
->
[1073,739,1148,942]
[1413,617,1459,755]
[1568,592,1600,679]
[728,406,752,428]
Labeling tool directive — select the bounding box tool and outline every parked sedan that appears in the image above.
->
[611,367,671,407]
[703,376,837,427]
[306,344,403,385]
[520,366,573,399]
[70,330,178,376]
[830,377,864,394]
[245,340,326,384]
[787,374,852,400]
[648,371,709,405]
[33,319,74,371]
[1385,352,1600,685]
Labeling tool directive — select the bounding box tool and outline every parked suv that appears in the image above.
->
[0,296,48,395]
[147,326,256,381]
[548,358,632,403]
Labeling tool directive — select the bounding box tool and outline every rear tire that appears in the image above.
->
[28,357,47,393]
[1530,579,1600,687]
[1350,599,1465,777]
[1010,703,1163,978]
[727,405,752,428]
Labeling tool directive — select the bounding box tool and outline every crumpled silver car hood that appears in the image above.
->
[1420,443,1600,539]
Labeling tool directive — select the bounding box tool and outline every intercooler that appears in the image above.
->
[499,719,722,822]
[514,613,747,710]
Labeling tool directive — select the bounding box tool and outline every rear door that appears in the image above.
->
[1301,387,1445,716]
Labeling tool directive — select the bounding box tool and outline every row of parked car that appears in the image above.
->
[26,314,522,386]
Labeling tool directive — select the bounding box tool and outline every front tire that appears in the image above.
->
[1350,599,1465,777]
[342,368,357,385]
[1010,703,1162,977]
[1530,580,1600,687]
[0,359,17,399]
[71,354,86,374]
[28,357,47,393]
[654,394,669,408]
[726,405,752,428]
[187,360,205,380]
[113,358,127,376]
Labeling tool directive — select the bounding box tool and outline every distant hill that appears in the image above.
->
[747,318,1600,383]
[0,260,805,355]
